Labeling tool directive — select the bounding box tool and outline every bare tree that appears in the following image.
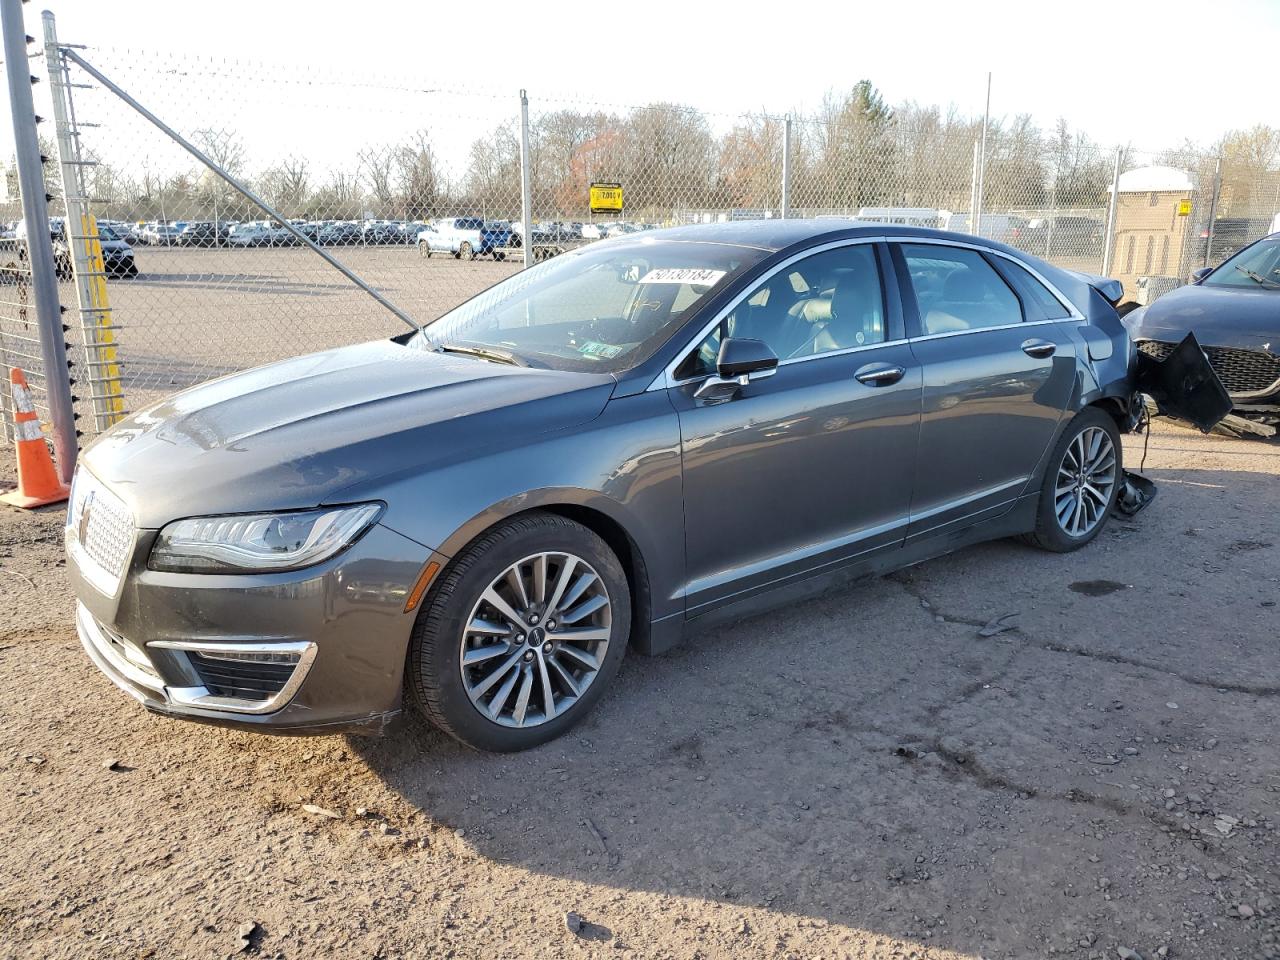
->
[358,147,396,216]
[394,131,440,219]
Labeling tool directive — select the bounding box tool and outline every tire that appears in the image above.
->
[1024,406,1123,552]
[459,241,475,261]
[406,511,631,752]
[419,241,431,259]
[494,251,506,262]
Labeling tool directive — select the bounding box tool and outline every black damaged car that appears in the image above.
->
[1126,233,1280,430]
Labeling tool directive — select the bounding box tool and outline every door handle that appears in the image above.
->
[1021,338,1056,359]
[854,363,906,386]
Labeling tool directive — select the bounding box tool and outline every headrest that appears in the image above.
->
[831,269,881,321]
[942,268,987,302]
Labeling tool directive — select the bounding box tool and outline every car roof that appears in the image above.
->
[640,218,1020,254]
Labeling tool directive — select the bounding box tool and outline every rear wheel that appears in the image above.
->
[406,512,631,752]
[459,241,475,261]
[1025,407,1122,552]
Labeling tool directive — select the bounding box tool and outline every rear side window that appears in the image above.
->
[900,244,1023,335]
[993,257,1073,320]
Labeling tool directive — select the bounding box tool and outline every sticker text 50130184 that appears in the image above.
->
[639,268,726,285]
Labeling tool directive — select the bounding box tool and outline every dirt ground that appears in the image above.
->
[1,421,1278,960]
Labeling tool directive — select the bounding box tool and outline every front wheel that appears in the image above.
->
[406,512,631,751]
[459,241,475,261]
[1024,407,1122,552]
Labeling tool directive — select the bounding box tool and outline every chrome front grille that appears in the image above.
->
[67,469,136,593]
[1137,340,1280,399]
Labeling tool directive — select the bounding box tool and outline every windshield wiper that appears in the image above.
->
[1234,265,1280,288]
[431,341,532,367]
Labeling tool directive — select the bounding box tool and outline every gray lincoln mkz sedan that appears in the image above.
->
[69,221,1155,751]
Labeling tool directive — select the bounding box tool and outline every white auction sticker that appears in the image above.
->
[639,268,726,285]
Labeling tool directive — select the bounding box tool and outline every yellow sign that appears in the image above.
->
[589,182,623,213]
[1177,199,1192,216]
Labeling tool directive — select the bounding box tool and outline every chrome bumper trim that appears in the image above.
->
[77,602,317,716]
[148,639,317,715]
[77,602,164,696]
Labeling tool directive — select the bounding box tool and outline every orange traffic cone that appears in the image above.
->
[0,368,70,509]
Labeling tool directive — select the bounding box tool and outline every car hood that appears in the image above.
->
[82,339,616,529]
[99,239,132,254]
[1130,283,1279,350]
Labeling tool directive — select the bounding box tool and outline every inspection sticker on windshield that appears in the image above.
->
[640,268,726,285]
[578,340,623,359]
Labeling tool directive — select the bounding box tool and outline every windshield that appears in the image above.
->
[412,238,766,372]
[97,225,120,241]
[1203,238,1280,289]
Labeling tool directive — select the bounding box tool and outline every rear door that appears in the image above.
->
[890,240,1080,541]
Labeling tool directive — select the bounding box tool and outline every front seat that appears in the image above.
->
[798,268,884,354]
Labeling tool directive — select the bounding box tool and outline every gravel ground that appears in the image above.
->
[1,420,1278,960]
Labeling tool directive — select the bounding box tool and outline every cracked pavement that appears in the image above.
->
[2,420,1277,959]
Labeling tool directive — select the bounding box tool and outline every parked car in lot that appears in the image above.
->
[227,221,298,247]
[417,216,500,260]
[15,217,136,279]
[139,222,184,247]
[176,221,231,247]
[1019,216,1106,258]
[1126,232,1280,421]
[318,221,361,246]
[68,220,1224,751]
[92,222,139,278]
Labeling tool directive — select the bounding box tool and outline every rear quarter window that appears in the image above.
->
[993,258,1073,320]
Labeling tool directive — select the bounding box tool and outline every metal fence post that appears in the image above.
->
[519,89,534,269]
[1101,146,1124,276]
[43,10,127,433]
[780,114,792,219]
[1202,156,1222,269]
[2,0,77,482]
[968,141,979,235]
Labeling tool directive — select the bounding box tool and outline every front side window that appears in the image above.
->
[1202,238,1280,289]
[679,244,885,379]
[901,244,1023,335]
[414,239,765,373]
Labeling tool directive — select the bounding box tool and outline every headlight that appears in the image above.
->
[148,503,382,574]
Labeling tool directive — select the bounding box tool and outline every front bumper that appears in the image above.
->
[1134,338,1280,405]
[70,518,440,735]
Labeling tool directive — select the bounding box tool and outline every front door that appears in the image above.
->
[668,241,922,615]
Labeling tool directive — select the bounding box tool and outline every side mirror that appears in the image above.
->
[1190,266,1213,283]
[694,338,778,401]
[716,337,779,378]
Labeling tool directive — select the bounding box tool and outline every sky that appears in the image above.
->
[6,0,1279,178]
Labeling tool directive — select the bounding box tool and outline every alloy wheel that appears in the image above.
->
[459,552,612,728]
[1054,425,1117,537]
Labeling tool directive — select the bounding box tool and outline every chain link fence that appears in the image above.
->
[4,20,1278,446]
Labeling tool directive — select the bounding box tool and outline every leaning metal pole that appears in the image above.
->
[58,45,422,335]
[1101,146,1125,276]
[973,72,991,238]
[519,89,534,269]
[2,0,78,481]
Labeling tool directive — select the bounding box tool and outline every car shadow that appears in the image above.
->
[346,458,1280,958]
